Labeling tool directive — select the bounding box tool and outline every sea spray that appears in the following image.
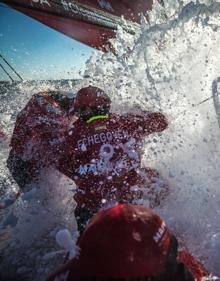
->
[1,0,220,279]
[80,0,220,275]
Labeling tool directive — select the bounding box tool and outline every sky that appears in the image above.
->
[0,3,94,81]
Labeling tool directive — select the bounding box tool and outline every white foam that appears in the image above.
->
[79,0,220,275]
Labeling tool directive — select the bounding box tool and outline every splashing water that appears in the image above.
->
[79,0,220,275]
[1,0,220,279]
[0,81,77,281]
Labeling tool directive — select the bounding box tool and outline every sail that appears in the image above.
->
[1,0,153,50]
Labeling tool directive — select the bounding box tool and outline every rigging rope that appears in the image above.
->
[0,63,14,82]
[0,54,23,81]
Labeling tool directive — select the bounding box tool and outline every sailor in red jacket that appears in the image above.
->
[58,86,169,231]
[7,91,74,192]
[47,204,216,281]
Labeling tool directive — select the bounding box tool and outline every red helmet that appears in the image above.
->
[67,204,171,280]
[74,86,111,110]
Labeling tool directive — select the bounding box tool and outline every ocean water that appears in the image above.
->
[1,0,220,280]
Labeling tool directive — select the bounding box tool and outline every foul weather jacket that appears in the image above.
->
[7,94,68,189]
[58,112,168,212]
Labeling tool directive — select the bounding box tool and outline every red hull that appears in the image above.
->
[2,0,153,50]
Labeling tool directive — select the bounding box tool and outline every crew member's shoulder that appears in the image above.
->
[116,112,147,123]
[36,92,64,115]
[107,112,120,121]
[20,92,51,113]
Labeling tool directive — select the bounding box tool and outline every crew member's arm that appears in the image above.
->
[141,112,168,133]
[126,111,168,135]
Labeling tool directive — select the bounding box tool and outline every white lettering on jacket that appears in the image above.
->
[77,129,129,151]
[77,139,139,176]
